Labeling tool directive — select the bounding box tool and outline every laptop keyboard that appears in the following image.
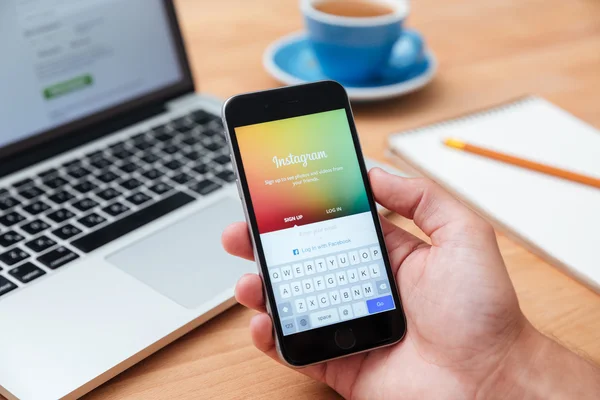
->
[0,109,234,299]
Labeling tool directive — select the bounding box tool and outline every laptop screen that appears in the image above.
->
[0,0,184,151]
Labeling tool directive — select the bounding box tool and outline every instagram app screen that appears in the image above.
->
[236,109,396,335]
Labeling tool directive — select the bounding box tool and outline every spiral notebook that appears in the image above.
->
[387,97,600,292]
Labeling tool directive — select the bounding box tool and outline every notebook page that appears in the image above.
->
[388,97,600,290]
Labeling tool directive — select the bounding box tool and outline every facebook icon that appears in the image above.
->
[292,249,299,256]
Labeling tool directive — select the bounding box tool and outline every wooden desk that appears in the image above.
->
[59,0,600,398]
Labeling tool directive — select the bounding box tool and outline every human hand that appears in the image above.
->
[222,168,596,399]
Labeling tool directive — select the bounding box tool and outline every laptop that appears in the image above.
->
[0,1,255,399]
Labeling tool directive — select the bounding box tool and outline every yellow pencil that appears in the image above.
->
[443,138,600,189]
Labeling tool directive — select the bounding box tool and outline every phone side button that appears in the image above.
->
[334,328,356,350]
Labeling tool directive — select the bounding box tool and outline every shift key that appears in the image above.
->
[38,246,79,270]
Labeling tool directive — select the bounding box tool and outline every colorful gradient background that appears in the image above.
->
[235,109,370,234]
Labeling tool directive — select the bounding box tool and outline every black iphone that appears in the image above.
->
[222,81,406,366]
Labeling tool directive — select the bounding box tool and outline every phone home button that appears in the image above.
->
[334,328,356,350]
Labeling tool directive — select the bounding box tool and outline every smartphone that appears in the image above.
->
[222,81,406,366]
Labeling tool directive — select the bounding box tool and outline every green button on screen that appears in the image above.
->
[43,74,93,100]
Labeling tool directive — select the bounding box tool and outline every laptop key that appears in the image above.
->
[142,169,162,180]
[72,198,99,212]
[19,186,44,200]
[204,141,224,152]
[134,141,153,151]
[0,196,18,210]
[0,231,25,247]
[38,246,79,270]
[13,178,34,189]
[52,224,82,240]
[72,180,97,194]
[102,202,130,217]
[23,200,51,215]
[43,176,68,189]
[38,168,58,178]
[189,179,221,196]
[0,276,17,298]
[48,190,75,205]
[163,159,183,171]
[182,150,202,161]
[62,159,81,168]
[26,235,57,252]
[89,157,113,170]
[0,248,30,266]
[190,110,213,124]
[112,149,134,160]
[96,170,119,183]
[161,144,179,155]
[47,208,76,223]
[119,178,143,190]
[118,162,139,173]
[0,211,26,227]
[140,153,160,164]
[9,262,46,284]
[96,187,122,201]
[149,182,173,195]
[126,192,152,206]
[212,154,231,165]
[192,163,209,174]
[215,170,236,183]
[72,192,195,253]
[171,172,193,184]
[21,219,50,235]
[78,213,107,228]
[67,166,91,179]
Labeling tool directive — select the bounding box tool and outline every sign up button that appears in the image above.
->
[43,74,94,100]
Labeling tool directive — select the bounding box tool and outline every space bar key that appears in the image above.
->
[72,192,195,253]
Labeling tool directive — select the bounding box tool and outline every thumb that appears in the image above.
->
[369,168,494,247]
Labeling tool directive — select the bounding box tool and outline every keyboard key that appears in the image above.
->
[102,202,130,217]
[163,159,183,171]
[47,208,75,223]
[72,198,99,212]
[134,141,153,151]
[78,213,107,228]
[126,192,152,206]
[182,136,199,146]
[0,248,29,265]
[109,141,127,151]
[215,170,235,182]
[67,166,91,179]
[309,308,340,328]
[48,190,75,205]
[72,180,97,194]
[21,219,50,235]
[0,276,17,297]
[19,186,44,200]
[171,117,192,130]
[140,153,160,164]
[182,149,202,161]
[142,169,162,180]
[203,127,223,137]
[161,144,179,155]
[149,182,173,195]
[13,178,33,189]
[171,172,193,184]
[366,295,394,314]
[38,168,58,178]
[62,159,81,168]
[119,178,143,190]
[0,231,24,247]
[96,187,121,201]
[118,162,139,173]
[52,224,82,240]
[23,200,51,215]
[189,179,221,196]
[9,262,45,284]
[0,196,19,211]
[192,163,210,174]
[86,150,104,159]
[89,157,113,170]
[131,133,148,143]
[204,141,224,152]
[212,154,231,165]
[112,149,134,160]
[43,176,69,189]
[0,211,25,227]
[96,170,119,183]
[38,246,79,270]
[278,302,294,318]
[72,192,194,253]
[25,235,57,252]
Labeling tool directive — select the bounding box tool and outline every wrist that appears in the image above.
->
[478,323,600,399]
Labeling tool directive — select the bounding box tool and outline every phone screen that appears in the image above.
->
[235,108,396,336]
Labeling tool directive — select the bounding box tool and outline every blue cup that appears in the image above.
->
[301,0,423,83]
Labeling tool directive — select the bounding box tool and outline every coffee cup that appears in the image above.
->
[301,0,423,83]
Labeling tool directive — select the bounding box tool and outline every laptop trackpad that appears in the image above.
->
[106,198,251,309]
